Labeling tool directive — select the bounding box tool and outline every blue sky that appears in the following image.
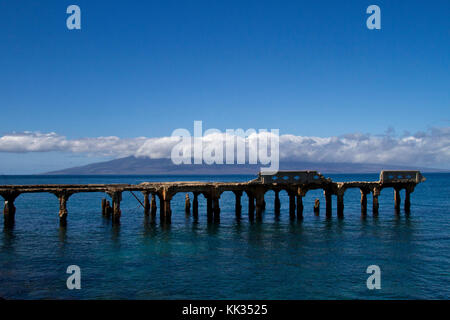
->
[0,0,449,173]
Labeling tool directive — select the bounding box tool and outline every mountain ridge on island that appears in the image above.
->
[43,156,444,175]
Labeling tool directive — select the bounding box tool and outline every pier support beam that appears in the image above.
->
[324,190,332,218]
[248,193,255,221]
[288,191,296,220]
[2,191,19,227]
[206,195,213,222]
[296,188,306,220]
[314,199,320,216]
[55,191,72,226]
[108,191,122,224]
[405,185,414,214]
[336,189,344,219]
[143,192,150,216]
[372,187,380,216]
[212,194,221,222]
[185,194,191,215]
[159,195,164,222]
[233,191,242,218]
[192,192,199,220]
[150,193,157,218]
[394,188,401,214]
[103,200,112,217]
[160,189,172,224]
[162,199,172,223]
[274,190,281,215]
[101,198,106,215]
[255,189,265,220]
[360,189,368,218]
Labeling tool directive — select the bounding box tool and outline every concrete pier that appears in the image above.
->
[394,188,401,214]
[233,190,242,218]
[0,170,425,227]
[360,190,368,217]
[324,190,332,218]
[192,192,199,220]
[143,192,150,216]
[372,187,380,216]
[185,194,191,214]
[288,192,296,220]
[274,190,281,215]
[150,193,157,218]
[314,198,320,216]
[55,191,71,226]
[337,191,344,219]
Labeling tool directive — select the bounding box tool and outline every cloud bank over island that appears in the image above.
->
[0,127,449,169]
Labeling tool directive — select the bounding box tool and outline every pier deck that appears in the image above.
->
[0,170,425,226]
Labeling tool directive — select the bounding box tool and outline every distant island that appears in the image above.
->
[44,156,444,175]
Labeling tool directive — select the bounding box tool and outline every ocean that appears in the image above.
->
[0,173,449,299]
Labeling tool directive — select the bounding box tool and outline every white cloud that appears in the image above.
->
[0,128,449,168]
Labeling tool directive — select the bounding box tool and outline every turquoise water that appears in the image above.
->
[0,173,449,299]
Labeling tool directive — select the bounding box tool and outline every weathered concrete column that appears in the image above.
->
[296,195,303,220]
[336,188,345,219]
[248,193,255,221]
[150,193,157,217]
[274,190,281,215]
[160,189,172,224]
[163,199,172,223]
[324,190,332,218]
[288,191,296,220]
[101,198,107,215]
[405,184,415,213]
[192,192,199,220]
[296,188,306,220]
[143,192,150,216]
[255,190,265,220]
[233,190,242,217]
[185,194,191,214]
[212,191,221,222]
[105,200,112,217]
[314,198,320,216]
[372,187,380,216]
[206,195,213,222]
[337,194,344,219]
[56,192,71,226]
[102,198,106,216]
[159,194,165,221]
[109,191,122,224]
[2,191,19,227]
[360,189,368,217]
[394,188,401,214]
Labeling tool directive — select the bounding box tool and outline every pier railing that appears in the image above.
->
[0,170,426,226]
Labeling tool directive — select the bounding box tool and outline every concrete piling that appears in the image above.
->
[57,192,71,226]
[274,190,281,215]
[337,193,344,219]
[288,192,296,220]
[143,192,150,216]
[185,193,191,214]
[324,190,332,218]
[372,187,380,216]
[234,190,242,218]
[360,190,368,217]
[150,193,157,217]
[314,198,320,216]
[394,188,401,214]
[193,192,199,220]
[248,193,255,221]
